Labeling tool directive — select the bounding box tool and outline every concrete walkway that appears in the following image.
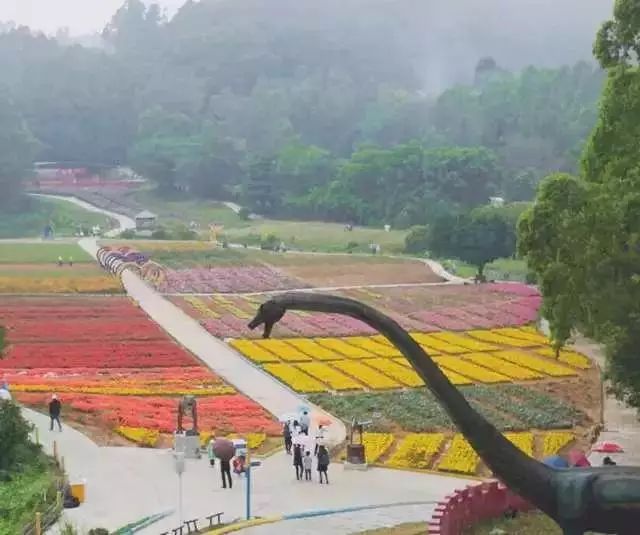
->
[24,406,471,534]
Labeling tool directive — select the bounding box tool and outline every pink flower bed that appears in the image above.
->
[176,282,544,338]
[155,267,308,293]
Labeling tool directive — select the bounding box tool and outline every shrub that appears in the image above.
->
[260,233,280,250]
[172,225,199,241]
[238,207,251,220]
[119,229,136,239]
[0,401,35,471]
[151,228,170,240]
[404,225,430,254]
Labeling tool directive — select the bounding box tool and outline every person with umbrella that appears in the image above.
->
[299,410,310,435]
[212,438,234,489]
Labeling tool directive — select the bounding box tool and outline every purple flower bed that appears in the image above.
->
[156,267,309,293]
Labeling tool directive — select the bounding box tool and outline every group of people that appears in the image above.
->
[283,410,331,484]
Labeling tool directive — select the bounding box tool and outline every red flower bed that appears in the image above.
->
[15,393,280,435]
[1,343,197,368]
[0,296,280,443]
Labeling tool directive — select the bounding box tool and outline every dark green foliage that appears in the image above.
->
[0,401,35,471]
[404,226,430,254]
[309,384,584,433]
[0,326,5,354]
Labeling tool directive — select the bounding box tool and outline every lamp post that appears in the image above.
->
[174,452,185,527]
[244,446,261,520]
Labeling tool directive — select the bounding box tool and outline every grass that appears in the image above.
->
[0,196,115,239]
[352,522,424,535]
[0,452,61,535]
[441,257,529,281]
[0,243,93,264]
[465,511,561,534]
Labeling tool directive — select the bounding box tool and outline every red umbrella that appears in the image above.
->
[568,449,591,467]
[593,441,624,453]
[212,438,235,461]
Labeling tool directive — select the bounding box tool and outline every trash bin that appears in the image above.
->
[70,480,86,503]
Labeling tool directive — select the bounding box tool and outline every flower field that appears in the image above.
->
[172,283,542,338]
[228,326,589,392]
[155,266,308,293]
[0,297,279,445]
[347,430,575,475]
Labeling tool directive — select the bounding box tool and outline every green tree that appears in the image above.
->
[0,401,34,471]
[0,93,36,209]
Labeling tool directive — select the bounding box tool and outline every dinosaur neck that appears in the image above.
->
[272,292,556,515]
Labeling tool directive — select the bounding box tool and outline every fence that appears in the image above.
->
[428,480,533,534]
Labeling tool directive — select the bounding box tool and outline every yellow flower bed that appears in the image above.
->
[371,335,393,346]
[254,339,313,362]
[362,432,394,463]
[230,340,280,363]
[386,433,445,469]
[467,330,537,348]
[394,358,472,385]
[495,327,549,345]
[0,276,122,294]
[344,337,402,357]
[542,431,575,456]
[434,356,510,384]
[263,363,326,392]
[431,332,499,352]
[534,347,591,369]
[212,295,251,320]
[315,338,373,359]
[493,350,576,377]
[464,353,543,380]
[505,432,534,456]
[116,426,159,447]
[366,358,424,387]
[331,360,400,390]
[185,296,220,319]
[11,384,235,396]
[410,333,468,354]
[436,434,480,474]
[297,362,363,391]
[284,339,341,361]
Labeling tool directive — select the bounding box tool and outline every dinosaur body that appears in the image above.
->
[248,293,640,535]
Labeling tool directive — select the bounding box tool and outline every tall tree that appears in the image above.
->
[0,93,36,209]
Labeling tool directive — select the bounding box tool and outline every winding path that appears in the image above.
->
[24,193,475,534]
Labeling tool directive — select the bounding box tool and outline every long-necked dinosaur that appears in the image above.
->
[248,292,640,535]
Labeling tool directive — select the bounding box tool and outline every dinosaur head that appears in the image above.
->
[248,301,286,338]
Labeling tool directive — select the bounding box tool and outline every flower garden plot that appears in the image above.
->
[227,328,590,392]
[313,387,585,475]
[1,296,280,447]
[154,266,309,293]
[176,283,543,340]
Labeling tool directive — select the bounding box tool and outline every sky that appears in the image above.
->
[0,0,185,35]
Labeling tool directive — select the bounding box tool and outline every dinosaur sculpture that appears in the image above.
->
[248,293,640,535]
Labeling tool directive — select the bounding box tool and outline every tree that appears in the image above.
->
[519,3,640,407]
[0,401,34,471]
[426,206,515,278]
[0,93,36,209]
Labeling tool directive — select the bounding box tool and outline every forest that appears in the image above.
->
[0,0,605,230]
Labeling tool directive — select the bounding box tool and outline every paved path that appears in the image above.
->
[24,406,470,534]
[29,193,136,238]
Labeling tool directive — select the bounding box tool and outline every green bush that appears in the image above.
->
[0,401,35,471]
[238,207,251,220]
[404,225,430,254]
[172,225,199,241]
[150,227,170,240]
[118,229,136,239]
[260,233,280,250]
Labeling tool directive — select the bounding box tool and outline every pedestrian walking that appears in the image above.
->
[283,422,292,454]
[317,445,330,484]
[299,410,310,435]
[220,458,232,489]
[68,256,73,267]
[49,394,62,431]
[303,451,313,481]
[57,256,63,267]
[207,438,216,467]
[293,443,304,480]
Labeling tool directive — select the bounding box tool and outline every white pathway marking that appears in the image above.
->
[29,193,136,237]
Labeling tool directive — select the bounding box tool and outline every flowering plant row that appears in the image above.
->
[154,266,308,293]
[0,275,122,294]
